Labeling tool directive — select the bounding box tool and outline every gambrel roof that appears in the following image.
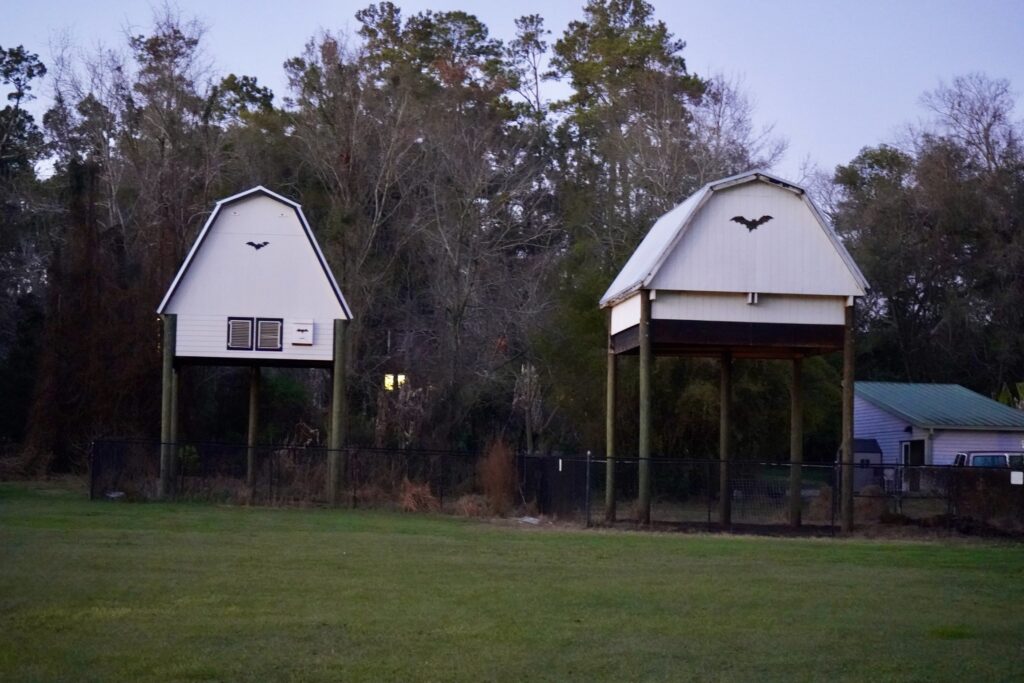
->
[599,171,869,308]
[157,186,352,318]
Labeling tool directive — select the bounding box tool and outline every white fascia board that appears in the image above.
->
[599,279,645,309]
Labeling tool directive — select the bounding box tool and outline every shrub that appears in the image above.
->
[807,484,833,522]
[854,485,889,523]
[453,493,490,517]
[478,440,517,516]
[400,478,439,513]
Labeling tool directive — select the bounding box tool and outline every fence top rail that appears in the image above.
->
[91,439,484,458]
[92,440,1023,470]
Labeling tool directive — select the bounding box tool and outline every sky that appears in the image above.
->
[5,0,1024,180]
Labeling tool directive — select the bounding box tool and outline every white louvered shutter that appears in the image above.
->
[227,318,253,350]
[257,319,282,351]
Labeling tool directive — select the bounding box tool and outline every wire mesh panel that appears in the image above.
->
[266,447,328,505]
[648,459,714,524]
[88,441,1023,535]
[90,441,161,500]
[520,454,593,521]
[730,462,791,525]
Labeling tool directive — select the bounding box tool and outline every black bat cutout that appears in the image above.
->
[246,241,270,250]
[730,215,773,231]
[296,328,309,333]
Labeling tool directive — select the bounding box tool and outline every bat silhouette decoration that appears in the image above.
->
[246,241,270,250]
[296,328,309,333]
[730,215,773,231]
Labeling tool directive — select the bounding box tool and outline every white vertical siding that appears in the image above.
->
[855,396,910,465]
[649,182,861,296]
[652,291,845,325]
[929,430,1024,465]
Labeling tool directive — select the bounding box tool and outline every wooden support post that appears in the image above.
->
[719,350,733,526]
[605,346,617,524]
[170,366,179,482]
[247,366,260,489]
[328,319,348,505]
[637,289,652,525]
[788,357,804,528]
[158,314,176,499]
[841,302,856,532]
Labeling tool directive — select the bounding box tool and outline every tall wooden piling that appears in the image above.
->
[788,357,804,527]
[328,319,348,505]
[247,366,260,489]
[841,302,856,532]
[605,346,617,523]
[719,351,733,526]
[637,289,652,525]
[158,314,176,499]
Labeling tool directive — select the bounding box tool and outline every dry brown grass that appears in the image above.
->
[354,484,392,507]
[452,493,490,517]
[399,478,439,513]
[854,485,889,523]
[807,484,833,522]
[477,440,517,516]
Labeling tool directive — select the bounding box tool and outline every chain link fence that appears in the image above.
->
[89,441,1024,536]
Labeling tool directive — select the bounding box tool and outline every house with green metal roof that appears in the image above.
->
[855,382,1024,467]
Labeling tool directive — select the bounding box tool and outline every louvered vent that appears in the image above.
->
[227,318,253,350]
[256,319,283,351]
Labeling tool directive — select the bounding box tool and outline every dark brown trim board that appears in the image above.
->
[175,356,333,370]
[610,320,845,358]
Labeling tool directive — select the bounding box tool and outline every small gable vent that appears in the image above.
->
[227,318,253,350]
[256,319,283,351]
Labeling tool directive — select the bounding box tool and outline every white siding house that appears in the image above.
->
[157,186,351,366]
[855,382,1024,466]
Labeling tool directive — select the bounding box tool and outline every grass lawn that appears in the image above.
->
[2,483,1024,682]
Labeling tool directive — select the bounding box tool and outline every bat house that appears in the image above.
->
[155,187,352,503]
[158,186,352,366]
[598,171,868,531]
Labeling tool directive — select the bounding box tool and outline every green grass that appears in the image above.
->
[2,483,1024,682]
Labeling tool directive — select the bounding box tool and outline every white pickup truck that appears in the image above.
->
[953,451,1024,468]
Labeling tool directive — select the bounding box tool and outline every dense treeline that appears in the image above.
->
[1,1,1022,470]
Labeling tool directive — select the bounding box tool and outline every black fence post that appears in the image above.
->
[706,460,712,525]
[831,463,837,536]
[350,448,357,509]
[89,441,96,500]
[896,463,903,515]
[585,451,592,528]
[437,453,445,510]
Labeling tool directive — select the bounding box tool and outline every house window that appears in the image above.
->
[256,318,283,351]
[384,373,407,391]
[226,318,254,350]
